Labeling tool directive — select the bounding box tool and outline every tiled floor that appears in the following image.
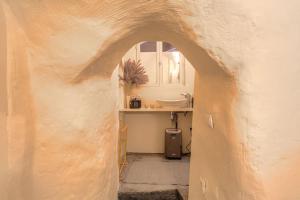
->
[119,153,190,199]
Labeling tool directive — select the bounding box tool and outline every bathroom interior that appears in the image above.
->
[118,41,195,199]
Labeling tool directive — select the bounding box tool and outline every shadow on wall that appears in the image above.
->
[2,6,37,199]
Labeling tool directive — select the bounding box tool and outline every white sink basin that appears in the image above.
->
[157,99,187,108]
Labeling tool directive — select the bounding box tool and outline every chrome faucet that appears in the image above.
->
[181,92,192,108]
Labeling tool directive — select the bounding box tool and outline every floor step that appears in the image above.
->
[118,189,183,200]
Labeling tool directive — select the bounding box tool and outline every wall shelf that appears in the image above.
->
[119,108,193,112]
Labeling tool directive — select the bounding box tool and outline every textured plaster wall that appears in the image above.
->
[0,3,8,199]
[1,0,300,200]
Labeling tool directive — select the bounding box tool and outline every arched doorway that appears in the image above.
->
[2,1,261,199]
[72,25,252,198]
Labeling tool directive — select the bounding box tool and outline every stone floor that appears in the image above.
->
[118,189,183,200]
[119,153,190,200]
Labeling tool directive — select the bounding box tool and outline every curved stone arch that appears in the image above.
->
[2,1,263,199]
[71,18,260,199]
[73,20,230,82]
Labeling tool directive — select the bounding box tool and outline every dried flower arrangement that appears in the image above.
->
[119,59,149,86]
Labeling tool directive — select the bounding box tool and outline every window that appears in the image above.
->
[135,41,186,86]
[137,41,160,86]
[162,42,178,52]
[140,41,157,52]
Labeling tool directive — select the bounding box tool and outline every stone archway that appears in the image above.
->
[71,15,259,200]
[2,1,262,200]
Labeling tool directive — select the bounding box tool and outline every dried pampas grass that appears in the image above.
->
[119,59,149,86]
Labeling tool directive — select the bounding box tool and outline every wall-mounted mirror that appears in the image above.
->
[161,42,185,85]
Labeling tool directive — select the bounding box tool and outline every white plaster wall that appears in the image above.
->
[3,2,120,199]
[241,2,300,197]
[185,1,300,198]
[2,0,300,200]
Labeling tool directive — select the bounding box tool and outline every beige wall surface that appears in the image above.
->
[0,3,8,199]
[124,112,193,154]
[1,0,300,200]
